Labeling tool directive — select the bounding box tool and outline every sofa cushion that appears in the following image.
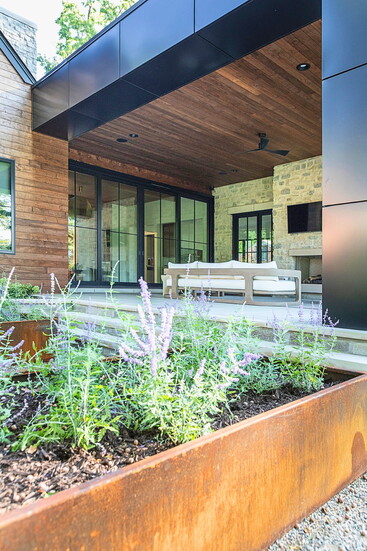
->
[230,260,279,281]
[165,277,296,294]
[168,261,199,270]
[197,261,233,269]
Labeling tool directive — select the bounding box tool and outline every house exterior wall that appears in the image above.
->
[0,50,69,289]
[214,177,273,261]
[0,7,37,76]
[214,156,322,266]
[272,156,322,269]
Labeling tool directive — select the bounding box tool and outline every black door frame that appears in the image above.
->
[232,209,273,263]
[68,160,214,287]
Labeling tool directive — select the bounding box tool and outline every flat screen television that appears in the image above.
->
[287,201,322,233]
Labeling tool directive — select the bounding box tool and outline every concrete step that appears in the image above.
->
[70,326,121,355]
[257,340,367,373]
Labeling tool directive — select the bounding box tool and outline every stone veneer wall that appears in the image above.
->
[214,156,322,267]
[214,177,273,261]
[272,156,322,269]
[0,7,37,76]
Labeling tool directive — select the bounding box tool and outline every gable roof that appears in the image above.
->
[0,30,35,84]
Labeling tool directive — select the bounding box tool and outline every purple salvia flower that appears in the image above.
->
[0,326,15,341]
[150,356,158,377]
[50,272,55,295]
[10,339,24,352]
[138,277,155,327]
[130,328,150,352]
[298,302,305,324]
[195,358,206,378]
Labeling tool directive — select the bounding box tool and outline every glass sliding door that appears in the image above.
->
[68,165,212,285]
[144,190,177,284]
[101,180,137,283]
[233,210,273,264]
[180,197,208,263]
[68,171,98,281]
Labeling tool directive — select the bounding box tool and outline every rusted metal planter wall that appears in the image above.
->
[0,372,366,551]
[0,319,50,356]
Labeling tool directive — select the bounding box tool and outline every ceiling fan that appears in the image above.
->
[246,133,289,157]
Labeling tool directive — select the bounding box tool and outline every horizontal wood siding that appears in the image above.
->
[0,51,69,289]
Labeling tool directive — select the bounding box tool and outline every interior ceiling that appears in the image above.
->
[70,20,321,189]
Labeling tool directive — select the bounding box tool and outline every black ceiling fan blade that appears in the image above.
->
[244,148,261,153]
[264,148,289,157]
[259,137,269,149]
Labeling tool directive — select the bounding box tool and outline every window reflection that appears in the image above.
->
[0,160,13,252]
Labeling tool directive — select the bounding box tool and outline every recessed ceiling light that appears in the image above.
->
[129,133,139,138]
[296,63,311,71]
[116,137,127,143]
[231,169,239,173]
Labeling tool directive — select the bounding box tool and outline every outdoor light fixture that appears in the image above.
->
[129,133,139,138]
[116,137,127,143]
[296,63,310,71]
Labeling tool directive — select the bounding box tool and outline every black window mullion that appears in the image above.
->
[137,187,144,280]
[96,176,102,283]
[176,194,181,263]
[257,213,261,264]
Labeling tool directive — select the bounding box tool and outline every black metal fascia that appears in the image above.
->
[32,0,321,141]
[0,30,35,85]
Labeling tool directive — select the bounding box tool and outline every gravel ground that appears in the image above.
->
[267,473,367,551]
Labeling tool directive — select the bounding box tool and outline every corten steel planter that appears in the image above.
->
[0,368,366,551]
[0,319,50,357]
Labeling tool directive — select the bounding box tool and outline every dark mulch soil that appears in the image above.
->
[0,378,338,516]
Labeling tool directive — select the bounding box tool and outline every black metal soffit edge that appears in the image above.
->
[32,0,321,141]
[0,30,35,85]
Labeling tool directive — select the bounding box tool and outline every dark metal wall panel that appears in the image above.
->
[72,79,157,123]
[119,0,194,77]
[34,110,102,141]
[323,64,367,206]
[123,34,232,97]
[323,0,367,79]
[195,0,249,30]
[196,0,321,60]
[69,25,120,107]
[32,64,69,129]
[323,203,367,330]
[322,0,367,330]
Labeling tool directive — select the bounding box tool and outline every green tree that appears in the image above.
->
[37,0,136,73]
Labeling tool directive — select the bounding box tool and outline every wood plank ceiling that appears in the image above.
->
[70,20,321,190]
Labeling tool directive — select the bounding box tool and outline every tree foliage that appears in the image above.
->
[37,0,136,73]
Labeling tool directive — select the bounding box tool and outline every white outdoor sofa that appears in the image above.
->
[162,260,301,306]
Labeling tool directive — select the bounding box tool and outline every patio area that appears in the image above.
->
[71,289,367,372]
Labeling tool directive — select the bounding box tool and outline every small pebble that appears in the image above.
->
[361,530,367,537]
[133,440,139,446]
[337,496,344,504]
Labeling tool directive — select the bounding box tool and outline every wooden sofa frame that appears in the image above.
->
[162,267,302,306]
